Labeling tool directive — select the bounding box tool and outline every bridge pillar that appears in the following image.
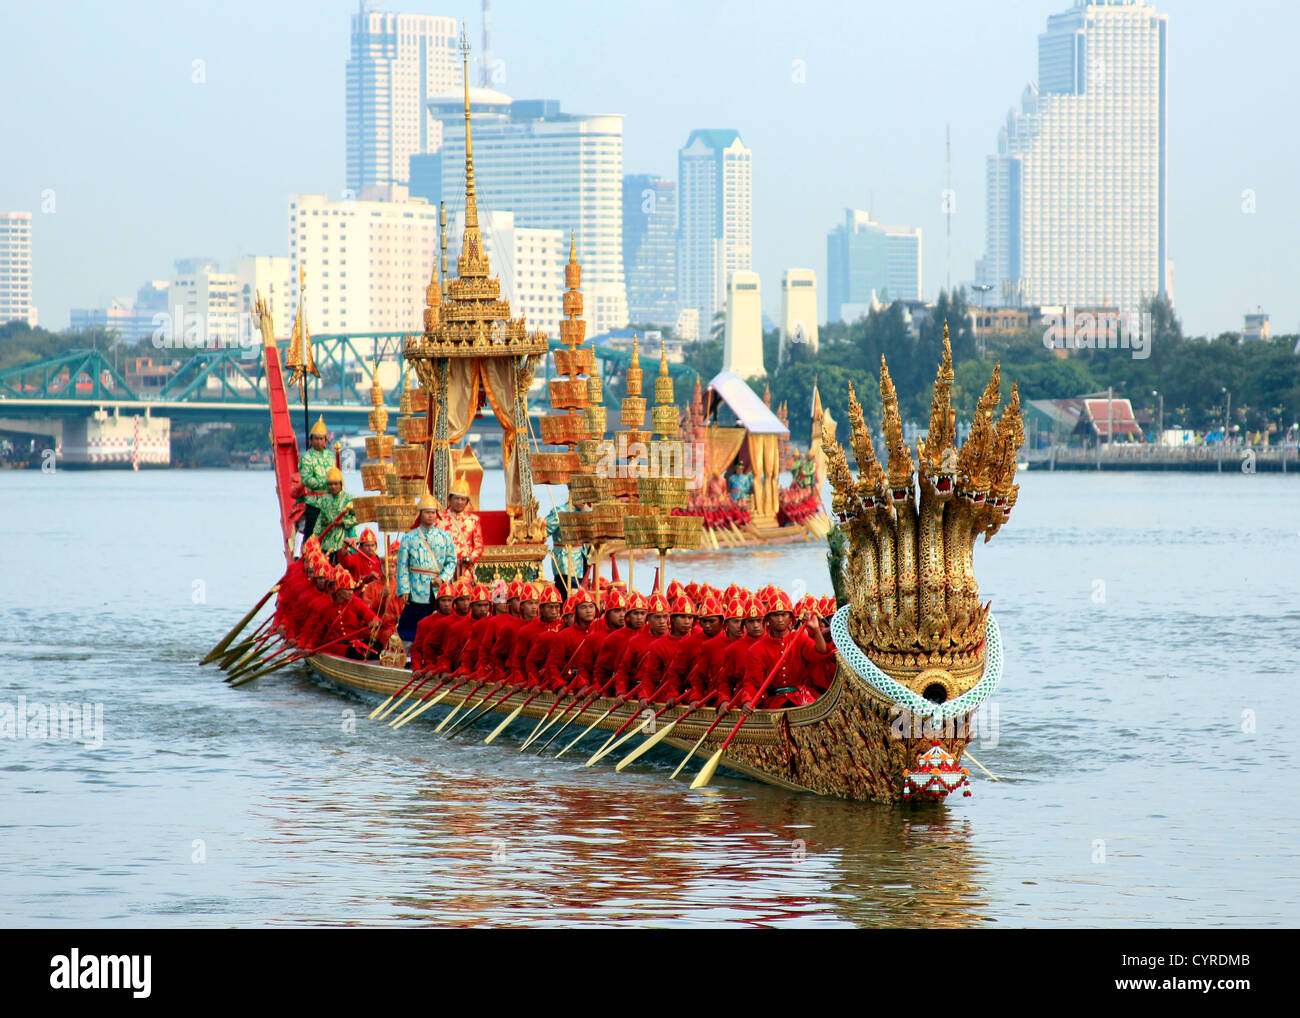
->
[61,411,171,468]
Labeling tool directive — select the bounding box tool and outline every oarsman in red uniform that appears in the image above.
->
[592,590,644,691]
[411,582,457,673]
[712,597,767,708]
[321,568,393,659]
[501,584,542,684]
[523,586,565,686]
[635,595,699,701]
[681,600,743,707]
[468,582,515,678]
[274,554,311,638]
[290,556,337,646]
[740,590,831,709]
[665,598,728,702]
[567,587,625,690]
[339,528,383,585]
[814,595,838,693]
[541,588,599,691]
[447,585,494,678]
[432,583,487,676]
[613,592,670,696]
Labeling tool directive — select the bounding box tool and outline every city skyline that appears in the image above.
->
[0,0,1294,338]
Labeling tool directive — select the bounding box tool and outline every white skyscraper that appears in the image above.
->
[677,130,752,343]
[982,0,1168,315]
[346,9,459,194]
[0,211,35,326]
[289,187,439,334]
[434,95,628,336]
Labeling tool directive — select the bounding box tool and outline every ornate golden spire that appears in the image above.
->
[879,356,913,489]
[921,322,956,475]
[456,23,489,280]
[846,380,886,500]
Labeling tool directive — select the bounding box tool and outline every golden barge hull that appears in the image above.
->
[304,652,969,804]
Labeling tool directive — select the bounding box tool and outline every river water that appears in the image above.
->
[2,467,1297,927]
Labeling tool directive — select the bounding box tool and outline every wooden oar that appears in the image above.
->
[391,677,467,730]
[369,667,428,720]
[220,622,285,677]
[675,635,801,783]
[201,585,280,665]
[518,690,586,751]
[669,703,735,780]
[584,679,674,767]
[615,693,716,772]
[533,677,618,755]
[688,636,801,789]
[963,750,1000,782]
[444,679,510,737]
[433,674,493,732]
[385,674,453,725]
[483,684,552,745]
[553,686,629,754]
[223,636,291,681]
[592,690,690,767]
[228,623,376,687]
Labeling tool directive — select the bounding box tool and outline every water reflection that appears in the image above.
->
[250,765,989,927]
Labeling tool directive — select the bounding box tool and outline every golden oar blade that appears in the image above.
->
[614,717,681,772]
[370,688,406,721]
[689,746,727,789]
[587,718,651,767]
[556,705,617,760]
[391,688,453,729]
[670,728,713,781]
[201,589,276,665]
[484,703,525,745]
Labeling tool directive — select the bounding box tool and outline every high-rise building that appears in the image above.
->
[433,93,628,336]
[723,270,764,380]
[232,256,295,339]
[0,211,35,326]
[168,259,243,347]
[622,175,677,327]
[450,209,566,340]
[778,269,819,363]
[826,209,922,322]
[289,186,439,334]
[981,0,1168,315]
[346,10,459,194]
[677,130,752,344]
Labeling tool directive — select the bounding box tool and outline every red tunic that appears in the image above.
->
[451,614,496,678]
[635,632,687,700]
[685,630,738,700]
[611,627,660,697]
[293,588,335,648]
[660,629,712,699]
[541,621,599,691]
[432,613,478,675]
[524,619,565,686]
[411,608,456,672]
[592,623,638,686]
[568,619,615,687]
[713,633,759,703]
[741,631,830,708]
[504,618,542,683]
[339,548,383,584]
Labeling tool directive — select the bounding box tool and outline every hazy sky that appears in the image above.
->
[2,0,1295,337]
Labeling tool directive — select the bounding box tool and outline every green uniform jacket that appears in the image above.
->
[299,447,333,507]
[312,488,356,554]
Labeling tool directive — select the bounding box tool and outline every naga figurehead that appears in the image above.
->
[823,322,1023,709]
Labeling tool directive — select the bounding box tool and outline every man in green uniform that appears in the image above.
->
[298,415,334,540]
[312,466,356,558]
